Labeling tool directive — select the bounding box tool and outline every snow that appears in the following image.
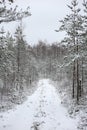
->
[0,79,78,130]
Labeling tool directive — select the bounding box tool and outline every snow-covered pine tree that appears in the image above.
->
[0,0,31,24]
[14,24,27,90]
[0,0,31,100]
[5,32,15,89]
[80,0,87,94]
[56,0,83,102]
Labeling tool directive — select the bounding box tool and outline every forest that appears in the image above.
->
[0,0,87,130]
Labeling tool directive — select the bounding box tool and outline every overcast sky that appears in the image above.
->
[4,0,83,45]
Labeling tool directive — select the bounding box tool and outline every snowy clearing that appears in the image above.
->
[0,79,78,130]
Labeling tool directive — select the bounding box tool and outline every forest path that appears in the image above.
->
[0,79,78,130]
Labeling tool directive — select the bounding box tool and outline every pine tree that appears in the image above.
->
[14,25,26,90]
[56,0,83,102]
[81,0,87,94]
[0,0,31,24]
[0,0,31,97]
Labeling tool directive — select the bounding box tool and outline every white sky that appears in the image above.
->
[3,0,83,45]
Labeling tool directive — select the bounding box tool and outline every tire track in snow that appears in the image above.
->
[0,79,78,130]
[32,79,78,130]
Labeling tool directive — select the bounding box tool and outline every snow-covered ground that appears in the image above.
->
[0,79,78,130]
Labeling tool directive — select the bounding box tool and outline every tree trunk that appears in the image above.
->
[72,60,75,98]
[76,59,79,102]
[81,58,84,93]
[76,35,80,103]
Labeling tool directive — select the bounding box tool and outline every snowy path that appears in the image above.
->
[0,79,78,130]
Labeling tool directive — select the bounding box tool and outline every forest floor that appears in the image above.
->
[0,81,38,112]
[0,79,78,130]
[53,78,87,130]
